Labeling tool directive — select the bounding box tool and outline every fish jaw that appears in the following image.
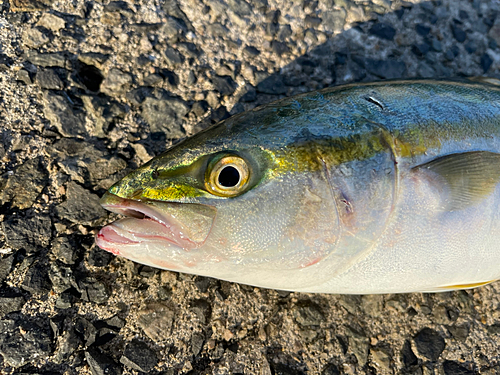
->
[96,192,217,269]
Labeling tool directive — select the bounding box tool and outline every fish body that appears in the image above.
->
[97,79,500,294]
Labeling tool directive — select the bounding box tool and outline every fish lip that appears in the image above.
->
[97,191,203,250]
[96,224,141,255]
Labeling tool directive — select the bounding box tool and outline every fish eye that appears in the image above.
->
[218,166,240,187]
[205,155,250,197]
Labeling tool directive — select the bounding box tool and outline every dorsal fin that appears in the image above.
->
[413,151,500,210]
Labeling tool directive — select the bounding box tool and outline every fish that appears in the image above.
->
[96,79,500,294]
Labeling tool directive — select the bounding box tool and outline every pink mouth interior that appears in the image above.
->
[98,226,138,245]
[97,198,199,250]
[96,225,139,255]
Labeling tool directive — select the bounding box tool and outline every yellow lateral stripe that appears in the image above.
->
[438,280,496,290]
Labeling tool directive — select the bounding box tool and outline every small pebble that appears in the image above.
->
[451,23,467,43]
[413,328,445,361]
[120,339,158,372]
[369,22,396,40]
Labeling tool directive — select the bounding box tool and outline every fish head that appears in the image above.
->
[97,105,341,289]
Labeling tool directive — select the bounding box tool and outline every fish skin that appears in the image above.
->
[97,79,500,294]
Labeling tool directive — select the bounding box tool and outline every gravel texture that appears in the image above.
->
[1,0,500,374]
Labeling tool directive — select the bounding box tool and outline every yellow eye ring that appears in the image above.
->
[205,155,250,197]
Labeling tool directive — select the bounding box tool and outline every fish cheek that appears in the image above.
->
[204,171,340,270]
[280,172,341,268]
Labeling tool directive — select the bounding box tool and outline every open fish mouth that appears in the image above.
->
[96,192,217,253]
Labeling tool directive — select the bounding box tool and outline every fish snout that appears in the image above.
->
[97,192,217,250]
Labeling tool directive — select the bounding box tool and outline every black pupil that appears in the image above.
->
[218,166,240,188]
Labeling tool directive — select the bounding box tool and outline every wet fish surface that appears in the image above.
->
[97,79,500,294]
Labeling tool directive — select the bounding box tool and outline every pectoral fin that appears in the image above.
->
[413,151,500,210]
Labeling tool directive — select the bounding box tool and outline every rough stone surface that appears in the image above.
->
[85,348,122,375]
[48,262,77,293]
[257,75,287,94]
[448,324,470,341]
[85,155,127,183]
[100,68,133,97]
[347,327,370,366]
[451,23,467,43]
[369,22,396,40]
[0,315,54,368]
[36,68,64,89]
[79,276,110,304]
[211,75,238,96]
[22,27,49,48]
[0,156,48,209]
[164,47,185,66]
[443,360,475,375]
[21,259,52,294]
[371,349,391,372]
[137,302,174,342]
[37,13,66,32]
[120,339,158,372]
[53,326,81,364]
[56,182,106,224]
[87,244,113,267]
[414,327,446,361]
[15,69,32,85]
[292,301,324,327]
[43,91,87,137]
[51,236,79,265]
[26,51,66,67]
[82,95,127,136]
[49,138,127,186]
[141,96,189,137]
[191,332,204,356]
[9,0,53,11]
[322,363,340,375]
[79,53,110,69]
[2,214,52,252]
[0,296,25,317]
[401,339,418,367]
[366,59,406,79]
[2,0,500,373]
[0,255,14,283]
